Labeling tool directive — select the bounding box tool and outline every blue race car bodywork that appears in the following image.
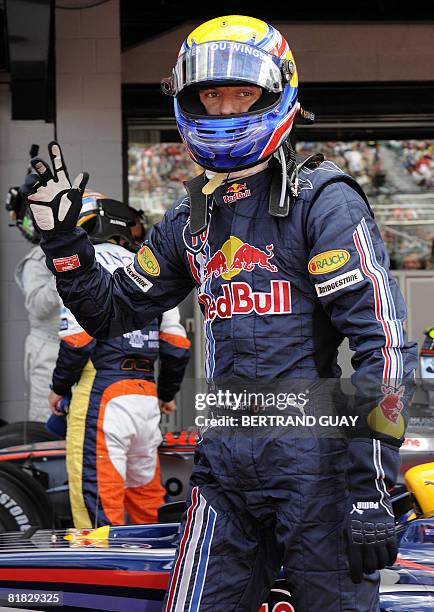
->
[0,517,433,611]
[0,434,433,610]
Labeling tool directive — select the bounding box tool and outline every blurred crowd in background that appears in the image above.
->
[128,143,199,226]
[128,139,434,271]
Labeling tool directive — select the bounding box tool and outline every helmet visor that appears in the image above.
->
[173,41,283,94]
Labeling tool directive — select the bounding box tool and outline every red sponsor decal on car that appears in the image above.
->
[163,431,197,447]
[53,254,81,272]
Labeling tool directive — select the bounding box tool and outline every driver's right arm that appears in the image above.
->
[41,208,195,339]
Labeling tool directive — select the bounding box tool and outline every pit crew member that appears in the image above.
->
[47,192,190,527]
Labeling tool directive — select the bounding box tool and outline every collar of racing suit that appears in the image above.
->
[205,160,269,183]
[207,162,271,217]
[205,161,271,212]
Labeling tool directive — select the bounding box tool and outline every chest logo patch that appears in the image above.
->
[222,182,251,203]
[199,280,291,321]
[137,246,160,276]
[204,236,278,283]
[308,249,350,275]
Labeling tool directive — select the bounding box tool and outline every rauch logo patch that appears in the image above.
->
[137,246,160,276]
[308,249,350,275]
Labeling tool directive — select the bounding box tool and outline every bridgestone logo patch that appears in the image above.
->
[315,268,363,297]
[124,262,153,293]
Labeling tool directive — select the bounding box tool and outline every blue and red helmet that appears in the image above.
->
[162,15,299,172]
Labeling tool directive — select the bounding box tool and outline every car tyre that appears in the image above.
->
[0,421,61,449]
[0,462,54,532]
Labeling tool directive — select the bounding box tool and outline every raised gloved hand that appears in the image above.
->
[20,141,88,234]
[345,438,399,583]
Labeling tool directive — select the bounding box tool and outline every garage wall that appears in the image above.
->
[56,0,122,200]
[0,84,55,422]
[0,0,122,423]
[122,21,434,84]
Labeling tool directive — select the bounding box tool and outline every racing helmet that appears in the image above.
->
[6,187,41,244]
[77,190,137,249]
[162,15,299,172]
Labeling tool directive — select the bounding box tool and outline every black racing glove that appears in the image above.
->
[345,438,399,583]
[20,141,88,235]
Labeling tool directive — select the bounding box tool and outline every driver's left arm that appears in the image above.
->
[305,180,418,482]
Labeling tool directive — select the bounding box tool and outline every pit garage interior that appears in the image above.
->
[1,1,434,429]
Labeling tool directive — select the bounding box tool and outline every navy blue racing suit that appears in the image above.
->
[41,161,417,611]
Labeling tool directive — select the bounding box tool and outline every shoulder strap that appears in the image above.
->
[184,173,209,236]
[297,152,325,173]
[268,150,325,218]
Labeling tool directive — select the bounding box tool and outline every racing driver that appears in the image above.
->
[21,15,417,612]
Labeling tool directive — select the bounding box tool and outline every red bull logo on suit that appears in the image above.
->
[203,236,278,282]
[231,243,277,273]
[205,250,228,280]
[223,182,251,203]
[190,236,291,320]
[199,280,291,321]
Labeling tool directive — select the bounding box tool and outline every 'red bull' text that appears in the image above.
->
[198,280,291,321]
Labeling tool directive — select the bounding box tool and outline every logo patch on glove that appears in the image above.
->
[53,254,81,272]
[350,501,379,515]
[367,385,405,439]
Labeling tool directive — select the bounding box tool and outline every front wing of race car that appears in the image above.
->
[0,518,433,611]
